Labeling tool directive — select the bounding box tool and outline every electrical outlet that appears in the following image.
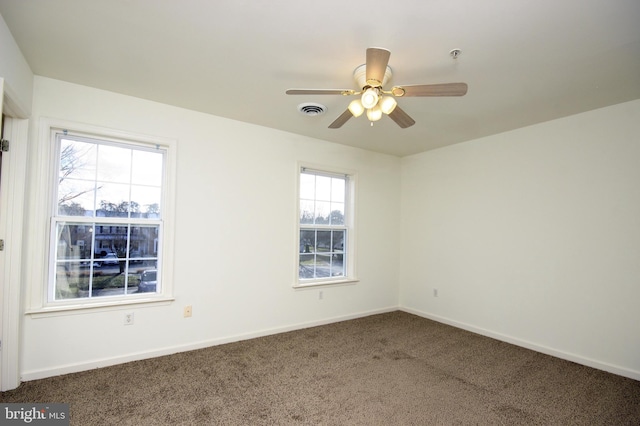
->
[433,288,438,297]
[319,290,323,300]
[124,312,134,325]
[184,305,192,318]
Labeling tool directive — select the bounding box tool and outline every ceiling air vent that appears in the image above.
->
[297,103,327,116]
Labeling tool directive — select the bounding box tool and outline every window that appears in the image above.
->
[50,130,166,302]
[297,167,355,286]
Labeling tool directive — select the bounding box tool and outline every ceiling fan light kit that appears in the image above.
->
[348,99,365,117]
[366,105,383,122]
[361,87,379,109]
[380,96,397,114]
[286,47,468,129]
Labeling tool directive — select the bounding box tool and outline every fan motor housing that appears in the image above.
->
[353,64,393,88]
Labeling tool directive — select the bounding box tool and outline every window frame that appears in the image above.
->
[294,164,357,288]
[27,119,177,315]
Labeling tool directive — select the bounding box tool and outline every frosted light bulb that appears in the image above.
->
[366,105,382,122]
[380,96,397,114]
[361,88,379,109]
[348,99,365,117]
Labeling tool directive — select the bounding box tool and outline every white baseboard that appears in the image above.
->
[21,305,399,382]
[25,305,637,383]
[400,307,640,382]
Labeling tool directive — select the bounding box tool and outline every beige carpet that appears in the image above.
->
[1,311,639,425]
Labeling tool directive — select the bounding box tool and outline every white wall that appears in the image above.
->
[21,77,400,380]
[400,99,640,379]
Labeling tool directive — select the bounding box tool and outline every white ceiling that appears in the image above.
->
[1,0,639,157]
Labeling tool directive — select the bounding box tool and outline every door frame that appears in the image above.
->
[0,98,29,391]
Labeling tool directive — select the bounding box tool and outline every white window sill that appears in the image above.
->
[293,278,359,289]
[25,296,175,318]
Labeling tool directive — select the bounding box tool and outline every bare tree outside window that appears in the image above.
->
[58,142,98,210]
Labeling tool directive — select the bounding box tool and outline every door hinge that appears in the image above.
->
[0,239,4,251]
[1,139,8,152]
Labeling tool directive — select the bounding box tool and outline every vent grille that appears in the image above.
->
[297,103,327,116]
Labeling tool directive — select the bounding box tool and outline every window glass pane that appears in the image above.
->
[131,150,163,186]
[56,223,83,260]
[331,178,345,202]
[315,254,331,278]
[97,145,131,183]
[96,183,132,217]
[331,260,344,277]
[300,173,315,200]
[143,201,161,219]
[135,266,159,292]
[94,223,129,257]
[300,229,316,254]
[55,223,95,261]
[58,178,96,216]
[129,225,159,260]
[315,175,331,201]
[55,262,89,299]
[59,139,97,181]
[316,230,331,253]
[314,201,330,224]
[332,230,345,254]
[131,186,161,218]
[300,200,314,224]
[330,203,344,225]
[299,254,315,279]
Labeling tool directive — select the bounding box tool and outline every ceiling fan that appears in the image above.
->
[286,47,468,129]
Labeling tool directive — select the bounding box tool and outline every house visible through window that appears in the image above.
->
[51,132,165,301]
[298,167,353,285]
